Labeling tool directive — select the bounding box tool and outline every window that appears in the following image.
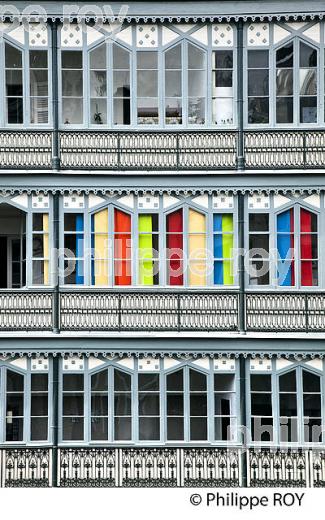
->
[114,209,132,286]
[62,374,84,441]
[212,50,234,125]
[138,213,159,285]
[213,214,234,285]
[62,50,83,124]
[188,43,206,124]
[276,42,294,124]
[32,213,49,285]
[303,370,322,443]
[250,374,273,442]
[166,209,183,286]
[89,44,107,125]
[299,42,317,123]
[189,369,207,440]
[138,373,160,440]
[166,370,184,441]
[5,43,23,124]
[113,44,131,125]
[6,370,24,441]
[64,213,84,284]
[30,50,48,124]
[91,209,109,286]
[165,44,182,125]
[188,209,207,286]
[91,369,108,441]
[279,371,298,442]
[248,213,270,285]
[247,49,269,124]
[214,374,236,440]
[31,374,49,441]
[114,369,132,440]
[277,207,318,287]
[137,51,159,124]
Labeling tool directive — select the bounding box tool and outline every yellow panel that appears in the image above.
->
[94,209,109,285]
[188,209,206,286]
[43,214,49,285]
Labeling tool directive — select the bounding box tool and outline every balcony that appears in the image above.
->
[1,289,325,333]
[0,446,324,487]
[0,129,324,171]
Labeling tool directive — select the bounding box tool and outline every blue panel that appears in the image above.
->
[213,215,223,284]
[91,215,95,285]
[214,261,223,284]
[76,214,84,285]
[277,210,292,287]
[213,214,222,232]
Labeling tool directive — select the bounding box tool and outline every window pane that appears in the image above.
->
[276,43,294,68]
[62,51,82,69]
[114,370,131,391]
[138,373,159,391]
[63,395,84,415]
[276,69,293,95]
[276,97,293,123]
[248,70,269,96]
[300,42,317,68]
[190,370,206,391]
[280,394,297,416]
[7,370,24,391]
[114,393,131,415]
[63,374,84,391]
[139,417,160,440]
[63,417,84,440]
[31,374,48,391]
[31,395,48,415]
[62,98,83,124]
[91,370,108,391]
[31,417,48,441]
[251,374,271,391]
[190,418,207,440]
[165,45,181,68]
[114,417,131,440]
[167,370,183,391]
[248,98,269,124]
[91,394,108,416]
[279,371,296,392]
[167,417,184,440]
[248,50,268,68]
[90,45,106,69]
[91,418,108,440]
[300,96,317,123]
[303,371,320,392]
[214,374,235,391]
[167,394,183,415]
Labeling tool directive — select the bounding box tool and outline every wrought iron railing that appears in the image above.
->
[0,290,53,331]
[59,130,237,170]
[248,448,309,487]
[244,130,325,169]
[0,289,325,332]
[0,130,52,169]
[0,447,324,487]
[245,292,325,332]
[60,290,239,331]
[0,129,324,170]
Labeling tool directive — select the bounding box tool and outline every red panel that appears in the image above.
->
[300,208,312,286]
[290,208,295,286]
[114,209,131,285]
[167,209,183,285]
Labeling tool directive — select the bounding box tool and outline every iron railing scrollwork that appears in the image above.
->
[0,131,52,169]
[248,448,309,487]
[1,448,51,487]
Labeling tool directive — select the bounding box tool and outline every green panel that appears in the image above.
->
[222,215,234,285]
[139,215,153,285]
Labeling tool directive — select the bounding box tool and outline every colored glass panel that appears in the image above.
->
[213,214,234,285]
[138,214,158,285]
[188,209,206,286]
[166,209,183,285]
[114,209,131,286]
[93,209,108,286]
[277,209,294,286]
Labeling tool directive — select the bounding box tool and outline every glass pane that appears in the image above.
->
[167,417,184,440]
[190,394,207,415]
[90,99,107,125]
[91,370,108,391]
[251,417,274,442]
[213,50,233,69]
[91,394,108,416]
[30,70,48,96]
[276,69,293,95]
[6,418,23,441]
[188,71,205,97]
[114,370,131,391]
[5,43,22,67]
[303,371,320,392]
[165,71,181,97]
[300,96,317,123]
[90,45,106,69]
[91,417,108,440]
[279,371,296,392]
[139,417,160,440]
[251,393,272,415]
[300,69,317,95]
[137,70,158,97]
[7,395,24,415]
[62,70,83,96]
[6,70,23,96]
[63,374,84,391]
[249,213,269,231]
[214,374,235,391]
[248,50,268,68]
[167,370,183,391]
[114,417,131,440]
[138,373,159,391]
[31,395,48,415]
[188,44,205,68]
[165,45,181,68]
[248,97,269,124]
[113,98,131,125]
[139,394,160,415]
[190,417,207,440]
[62,51,82,69]
[215,416,236,441]
[7,370,24,391]
[280,394,297,416]
[167,394,183,415]
[113,44,130,69]
[90,71,107,97]
[276,97,293,123]
[137,52,157,69]
[303,394,321,417]
[280,417,297,442]
[63,417,84,440]
[31,374,48,391]
[276,43,294,68]
[251,374,271,391]
[113,71,130,96]
[114,393,131,415]
[190,370,206,391]
[63,394,84,415]
[30,50,47,68]
[31,417,48,441]
[31,98,48,124]
[62,98,83,124]
[300,42,317,68]
[248,70,269,96]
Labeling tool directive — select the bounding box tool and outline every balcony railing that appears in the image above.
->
[0,447,324,487]
[59,130,237,170]
[1,290,325,333]
[1,129,325,170]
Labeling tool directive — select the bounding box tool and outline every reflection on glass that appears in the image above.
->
[61,50,83,124]
[212,50,233,125]
[247,50,269,124]
[188,44,206,124]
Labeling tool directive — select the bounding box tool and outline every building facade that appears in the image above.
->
[0,0,325,487]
